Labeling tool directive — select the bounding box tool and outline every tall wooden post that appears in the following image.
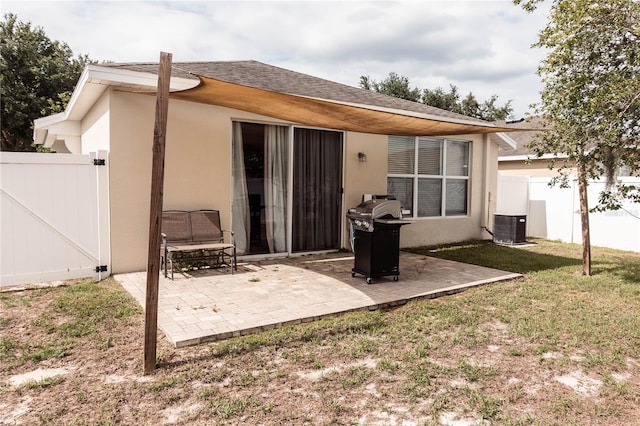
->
[144,52,172,374]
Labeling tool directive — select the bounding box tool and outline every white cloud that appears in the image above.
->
[3,0,551,117]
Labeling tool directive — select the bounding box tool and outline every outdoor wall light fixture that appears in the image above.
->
[358,152,367,163]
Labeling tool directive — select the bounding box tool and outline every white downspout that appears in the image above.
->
[481,134,492,236]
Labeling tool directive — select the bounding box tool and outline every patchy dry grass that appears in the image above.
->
[1,240,639,425]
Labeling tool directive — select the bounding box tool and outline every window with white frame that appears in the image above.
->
[387,136,470,217]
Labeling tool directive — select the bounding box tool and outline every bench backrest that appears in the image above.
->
[162,210,223,244]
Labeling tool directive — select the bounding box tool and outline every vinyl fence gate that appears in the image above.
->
[1,151,110,287]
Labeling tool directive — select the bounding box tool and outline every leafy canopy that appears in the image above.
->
[360,73,513,122]
[519,0,640,209]
[515,0,640,276]
[0,13,94,151]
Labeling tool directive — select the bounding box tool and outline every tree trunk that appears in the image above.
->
[576,161,591,276]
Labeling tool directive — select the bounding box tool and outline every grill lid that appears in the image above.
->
[347,199,402,220]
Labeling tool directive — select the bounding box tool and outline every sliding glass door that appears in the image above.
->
[232,123,343,255]
[232,122,289,255]
[292,128,343,252]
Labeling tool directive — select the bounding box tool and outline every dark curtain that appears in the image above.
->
[292,128,343,252]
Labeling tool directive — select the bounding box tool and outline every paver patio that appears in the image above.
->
[116,252,521,347]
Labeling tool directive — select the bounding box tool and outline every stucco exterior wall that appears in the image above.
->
[101,90,502,272]
[342,132,388,248]
[107,91,292,273]
[108,91,154,273]
[81,91,110,154]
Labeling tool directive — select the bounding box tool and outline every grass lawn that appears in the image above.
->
[1,239,639,425]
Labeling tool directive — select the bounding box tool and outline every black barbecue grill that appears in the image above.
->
[347,196,411,284]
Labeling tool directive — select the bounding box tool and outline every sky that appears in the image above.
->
[3,0,552,118]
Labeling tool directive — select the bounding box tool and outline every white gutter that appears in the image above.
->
[498,153,567,162]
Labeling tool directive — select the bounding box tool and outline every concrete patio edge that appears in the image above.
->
[115,253,522,348]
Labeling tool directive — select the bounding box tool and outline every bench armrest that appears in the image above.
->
[221,229,236,245]
[162,233,169,253]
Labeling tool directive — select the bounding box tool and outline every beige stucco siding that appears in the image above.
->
[107,91,292,273]
[498,158,576,177]
[342,132,388,248]
[101,90,501,273]
[81,91,110,154]
[110,92,284,273]
[108,91,239,273]
[108,91,155,273]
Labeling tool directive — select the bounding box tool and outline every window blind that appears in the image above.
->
[388,136,415,174]
[446,140,469,177]
[418,138,442,175]
[417,178,442,217]
[387,177,413,212]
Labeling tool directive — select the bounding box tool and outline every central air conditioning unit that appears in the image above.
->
[493,214,527,245]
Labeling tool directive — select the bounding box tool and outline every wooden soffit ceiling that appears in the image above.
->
[170,75,518,137]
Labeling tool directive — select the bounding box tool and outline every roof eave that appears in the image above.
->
[33,65,199,144]
[490,132,518,150]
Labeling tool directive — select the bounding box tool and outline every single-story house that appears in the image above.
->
[33,60,518,274]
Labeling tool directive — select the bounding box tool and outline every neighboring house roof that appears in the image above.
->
[34,60,517,149]
[496,116,561,161]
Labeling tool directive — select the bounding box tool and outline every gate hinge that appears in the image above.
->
[93,159,106,166]
[95,265,108,273]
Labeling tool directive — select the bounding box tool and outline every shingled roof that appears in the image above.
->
[497,116,548,157]
[103,60,491,126]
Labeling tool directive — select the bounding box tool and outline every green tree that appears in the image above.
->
[422,84,461,112]
[359,72,421,102]
[515,0,640,275]
[361,74,513,121]
[423,85,513,121]
[0,13,93,151]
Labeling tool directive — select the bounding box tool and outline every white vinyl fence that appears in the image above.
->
[497,174,640,252]
[0,152,110,286]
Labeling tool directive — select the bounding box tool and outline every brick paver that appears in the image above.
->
[116,252,520,347]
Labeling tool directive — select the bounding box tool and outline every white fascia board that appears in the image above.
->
[33,65,199,143]
[34,111,67,129]
[498,153,566,162]
[491,132,517,149]
[34,112,66,144]
[33,66,97,143]
[63,66,92,122]
[86,64,199,91]
[34,114,81,146]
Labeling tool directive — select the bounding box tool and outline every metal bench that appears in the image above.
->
[161,210,236,280]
